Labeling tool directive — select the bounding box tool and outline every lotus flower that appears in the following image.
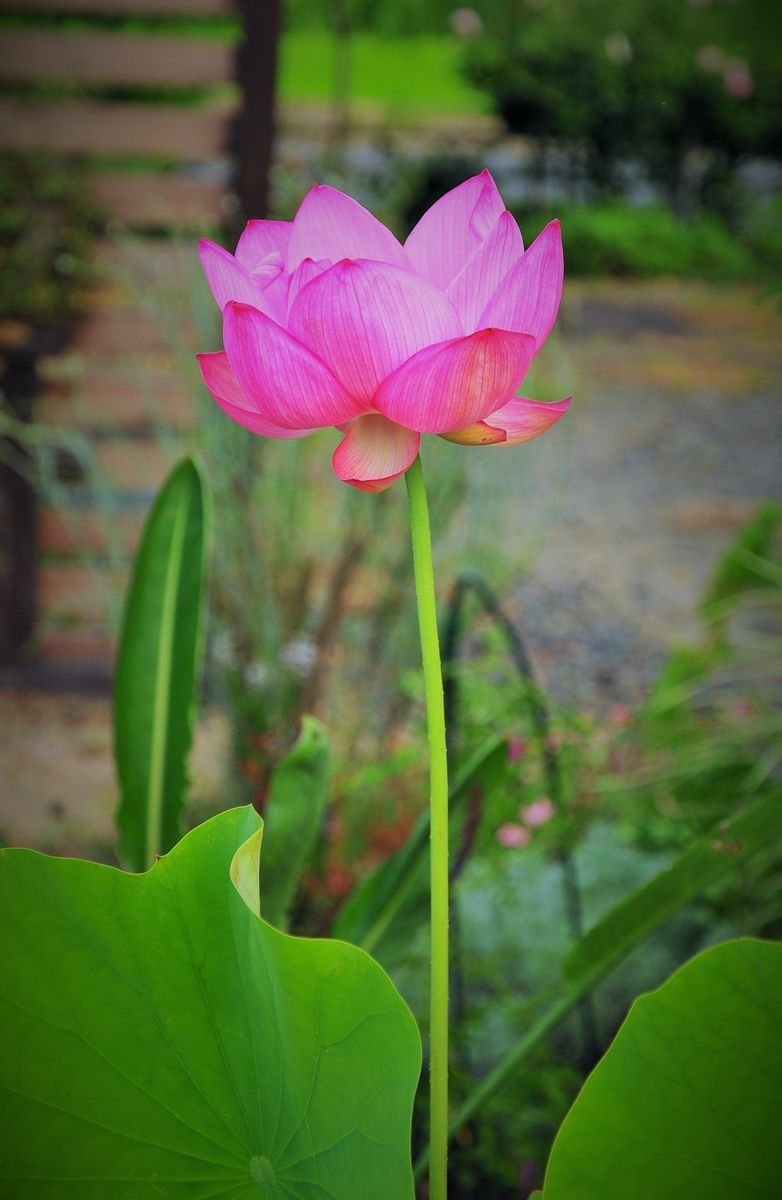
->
[198,170,570,492]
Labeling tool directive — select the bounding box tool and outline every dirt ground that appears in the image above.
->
[2,277,780,854]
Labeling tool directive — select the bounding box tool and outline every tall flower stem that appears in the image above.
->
[405,453,449,1200]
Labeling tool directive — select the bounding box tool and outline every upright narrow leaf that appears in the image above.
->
[0,806,422,1198]
[543,939,782,1199]
[114,456,209,871]
[260,715,331,929]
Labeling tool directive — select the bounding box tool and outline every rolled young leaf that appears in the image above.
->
[260,715,331,930]
[542,938,782,1199]
[0,805,422,1198]
[114,456,209,871]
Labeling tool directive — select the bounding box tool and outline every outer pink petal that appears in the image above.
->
[484,395,571,444]
[404,169,505,291]
[197,350,313,439]
[374,327,536,434]
[223,302,365,429]
[287,184,410,270]
[446,210,524,333]
[332,414,420,493]
[478,219,564,350]
[288,259,461,405]
[199,238,271,311]
[235,219,292,269]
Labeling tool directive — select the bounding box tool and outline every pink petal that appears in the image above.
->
[197,351,313,439]
[446,210,524,333]
[288,259,461,405]
[235,219,292,270]
[223,302,365,429]
[287,184,410,271]
[483,395,571,444]
[438,421,506,445]
[496,822,531,848]
[374,327,536,434]
[199,238,270,311]
[286,257,332,314]
[520,797,554,827]
[332,414,420,493]
[404,169,505,291]
[478,220,564,350]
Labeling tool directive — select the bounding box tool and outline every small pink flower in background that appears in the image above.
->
[723,58,753,99]
[520,797,555,828]
[608,702,633,727]
[198,171,570,492]
[507,735,528,764]
[497,822,532,848]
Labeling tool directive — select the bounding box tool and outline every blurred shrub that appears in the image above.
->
[0,153,97,328]
[518,200,766,281]
[462,0,782,206]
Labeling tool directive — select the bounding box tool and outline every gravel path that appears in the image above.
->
[507,279,782,710]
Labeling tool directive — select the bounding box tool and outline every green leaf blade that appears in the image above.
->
[543,939,782,1199]
[114,455,209,871]
[0,807,421,1197]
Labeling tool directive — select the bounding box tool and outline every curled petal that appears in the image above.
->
[199,238,271,311]
[446,210,524,333]
[374,327,536,434]
[332,414,420,493]
[287,184,410,271]
[197,351,313,439]
[478,220,564,350]
[404,169,505,291]
[484,395,571,444]
[235,219,292,270]
[289,259,461,405]
[223,302,366,429]
[438,421,506,445]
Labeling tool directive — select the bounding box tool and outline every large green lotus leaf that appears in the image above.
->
[0,806,421,1198]
[543,938,782,1199]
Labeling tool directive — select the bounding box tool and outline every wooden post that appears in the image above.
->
[0,345,39,662]
[233,0,281,221]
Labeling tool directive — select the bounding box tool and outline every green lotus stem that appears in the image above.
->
[405,453,449,1200]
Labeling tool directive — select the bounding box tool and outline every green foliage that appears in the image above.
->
[259,715,331,930]
[114,457,209,871]
[543,938,782,1198]
[436,791,781,1163]
[0,152,97,327]
[333,735,508,967]
[700,501,782,620]
[545,202,761,281]
[0,805,421,1197]
[564,794,781,987]
[462,0,782,200]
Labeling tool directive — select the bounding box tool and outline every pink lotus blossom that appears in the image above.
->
[496,822,532,848]
[197,171,570,492]
[520,797,555,827]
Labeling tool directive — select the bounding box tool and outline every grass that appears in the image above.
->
[278,32,488,116]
